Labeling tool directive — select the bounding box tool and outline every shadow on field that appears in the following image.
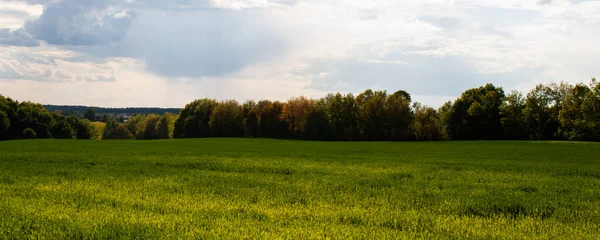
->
[337,213,436,233]
[461,203,555,220]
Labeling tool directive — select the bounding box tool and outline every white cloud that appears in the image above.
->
[1,0,600,107]
[0,1,43,29]
[0,45,118,82]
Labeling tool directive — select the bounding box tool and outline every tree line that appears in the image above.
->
[44,105,180,116]
[172,78,599,141]
[1,95,96,140]
[102,114,175,140]
[1,78,598,141]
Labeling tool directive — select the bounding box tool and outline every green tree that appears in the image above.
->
[242,101,256,117]
[386,90,413,140]
[136,114,160,139]
[242,101,258,137]
[558,84,589,140]
[559,78,600,141]
[0,110,9,138]
[581,78,600,140]
[323,93,359,140]
[209,100,244,137]
[437,101,453,140]
[173,99,217,138]
[547,82,571,139]
[155,113,173,139]
[49,114,75,139]
[413,103,439,141]
[67,116,96,139]
[500,90,527,139]
[84,107,96,122]
[124,115,145,136]
[244,110,259,137]
[256,100,287,138]
[523,84,565,140]
[102,118,118,140]
[304,100,332,140]
[391,90,411,102]
[448,84,505,140]
[2,96,25,139]
[18,102,52,138]
[281,96,315,138]
[101,114,110,123]
[106,125,134,140]
[356,90,388,140]
[102,118,133,140]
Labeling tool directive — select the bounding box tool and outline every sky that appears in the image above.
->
[0,0,599,108]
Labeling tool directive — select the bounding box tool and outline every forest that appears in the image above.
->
[1,78,599,141]
[43,105,180,116]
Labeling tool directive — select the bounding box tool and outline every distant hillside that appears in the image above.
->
[44,105,180,115]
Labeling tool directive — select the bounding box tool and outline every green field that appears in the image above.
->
[1,139,599,239]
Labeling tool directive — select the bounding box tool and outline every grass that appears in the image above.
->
[0,139,599,239]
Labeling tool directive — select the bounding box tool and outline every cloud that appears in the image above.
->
[0,62,56,82]
[125,9,288,78]
[538,0,552,5]
[79,74,116,82]
[0,1,43,29]
[0,28,39,46]
[417,16,462,30]
[300,56,480,95]
[267,0,299,7]
[301,54,544,97]
[0,60,115,83]
[4,0,288,78]
[53,70,72,80]
[0,8,31,18]
[357,9,379,20]
[2,0,600,108]
[23,1,134,46]
[0,47,118,83]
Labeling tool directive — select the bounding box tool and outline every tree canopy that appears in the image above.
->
[0,95,97,140]
[2,77,600,142]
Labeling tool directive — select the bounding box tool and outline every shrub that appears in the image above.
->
[50,120,75,139]
[104,125,134,140]
[22,128,36,139]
